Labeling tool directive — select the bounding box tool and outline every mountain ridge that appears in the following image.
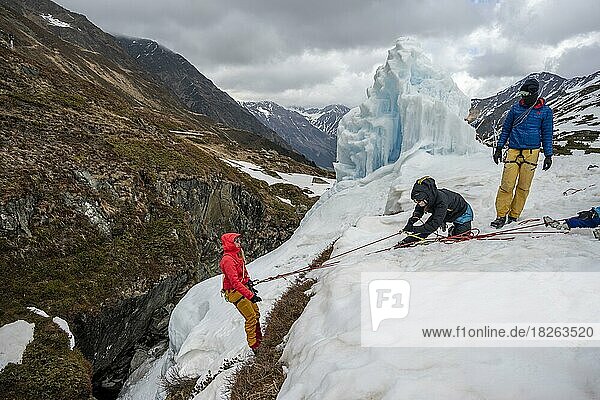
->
[115,36,305,160]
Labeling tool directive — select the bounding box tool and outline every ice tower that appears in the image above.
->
[334,37,477,181]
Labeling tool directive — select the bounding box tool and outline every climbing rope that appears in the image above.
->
[253,218,569,285]
[563,184,596,196]
[253,231,402,285]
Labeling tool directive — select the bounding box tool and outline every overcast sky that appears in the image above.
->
[56,0,600,107]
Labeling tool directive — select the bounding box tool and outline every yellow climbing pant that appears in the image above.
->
[495,148,540,218]
[225,289,261,349]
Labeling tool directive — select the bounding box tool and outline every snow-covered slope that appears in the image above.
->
[277,151,600,400]
[469,71,600,154]
[221,159,334,197]
[335,37,477,181]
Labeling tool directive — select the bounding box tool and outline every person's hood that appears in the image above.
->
[221,232,241,253]
[411,176,438,204]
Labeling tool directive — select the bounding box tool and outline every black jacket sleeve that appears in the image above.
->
[411,198,448,236]
[412,204,425,219]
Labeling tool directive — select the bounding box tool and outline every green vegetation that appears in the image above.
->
[270,183,319,213]
[0,316,92,400]
[108,135,227,178]
[7,92,48,107]
[51,92,86,110]
[554,131,600,155]
[0,206,197,325]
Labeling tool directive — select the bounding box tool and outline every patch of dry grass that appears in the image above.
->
[228,278,316,400]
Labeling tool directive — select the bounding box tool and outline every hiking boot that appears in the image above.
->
[543,216,570,231]
[594,228,600,240]
[506,216,518,224]
[490,216,506,229]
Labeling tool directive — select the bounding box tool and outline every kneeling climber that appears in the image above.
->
[400,176,474,245]
[220,233,263,353]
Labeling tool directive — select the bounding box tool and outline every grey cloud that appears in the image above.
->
[497,0,600,45]
[54,0,599,105]
[551,43,600,78]
[59,0,221,31]
[57,0,492,67]
[212,58,341,93]
[467,48,537,78]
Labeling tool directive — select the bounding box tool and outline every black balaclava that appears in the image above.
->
[520,78,539,107]
[411,176,437,205]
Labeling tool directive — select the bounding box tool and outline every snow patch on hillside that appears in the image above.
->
[0,320,35,372]
[221,159,334,197]
[41,14,73,28]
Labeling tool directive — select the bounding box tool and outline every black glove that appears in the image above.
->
[402,216,419,232]
[542,156,552,170]
[493,147,502,165]
[250,295,262,303]
[399,236,419,245]
[577,209,595,220]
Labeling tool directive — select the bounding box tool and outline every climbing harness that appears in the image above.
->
[503,149,538,168]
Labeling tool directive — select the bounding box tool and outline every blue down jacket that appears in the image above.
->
[498,98,553,156]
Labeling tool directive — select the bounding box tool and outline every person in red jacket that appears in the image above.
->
[220,232,262,352]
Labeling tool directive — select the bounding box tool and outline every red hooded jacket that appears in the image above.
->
[219,233,254,300]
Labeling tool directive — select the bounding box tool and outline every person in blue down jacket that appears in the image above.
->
[490,77,554,229]
[544,206,600,240]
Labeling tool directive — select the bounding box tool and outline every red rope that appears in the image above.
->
[253,218,567,285]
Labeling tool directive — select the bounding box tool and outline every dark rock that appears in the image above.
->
[72,272,189,399]
[0,195,36,237]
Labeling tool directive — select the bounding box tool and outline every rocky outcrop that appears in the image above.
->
[0,195,36,237]
[72,272,189,398]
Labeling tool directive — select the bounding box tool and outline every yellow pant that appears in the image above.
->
[225,289,261,348]
[495,148,540,218]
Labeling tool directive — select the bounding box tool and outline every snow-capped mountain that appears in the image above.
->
[243,101,344,169]
[468,71,600,154]
[290,104,350,137]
